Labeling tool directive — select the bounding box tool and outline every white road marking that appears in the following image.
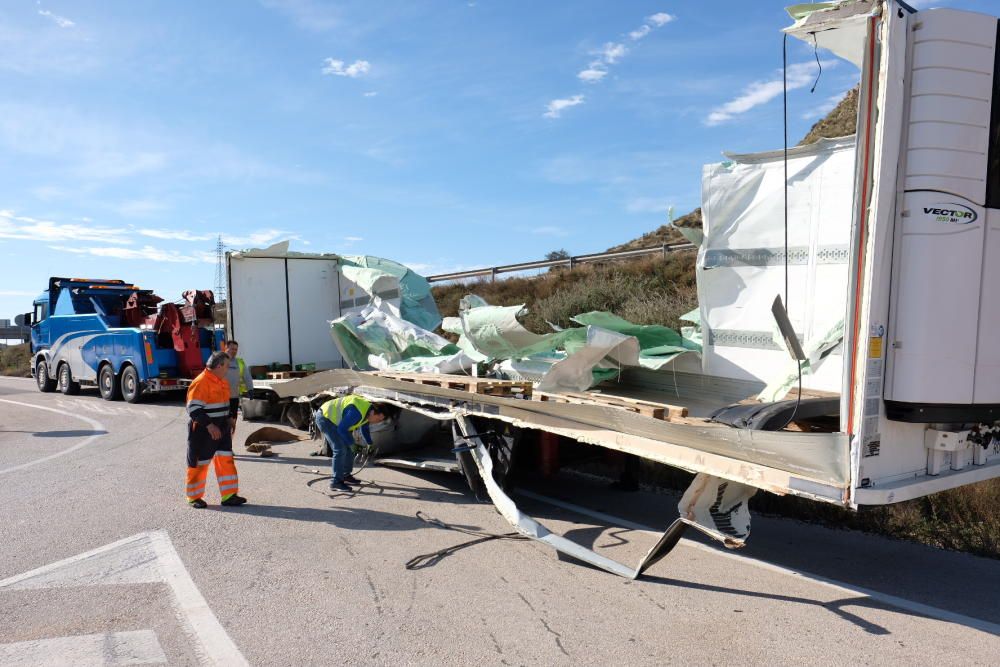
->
[518,490,1000,637]
[0,399,106,476]
[0,630,167,666]
[0,531,249,666]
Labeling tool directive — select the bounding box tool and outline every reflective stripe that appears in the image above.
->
[219,484,239,493]
[186,481,206,490]
[215,451,234,458]
[216,475,238,482]
[188,400,228,415]
[198,460,213,466]
[320,395,371,431]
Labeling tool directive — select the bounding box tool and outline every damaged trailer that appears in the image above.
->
[256,0,1000,578]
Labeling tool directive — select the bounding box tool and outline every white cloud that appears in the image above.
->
[220,229,299,248]
[626,197,673,214]
[115,199,168,218]
[629,25,652,41]
[648,13,675,27]
[531,225,570,237]
[705,60,835,126]
[0,210,131,244]
[565,11,677,98]
[600,42,627,64]
[49,244,214,263]
[259,0,339,32]
[38,9,74,28]
[344,236,363,242]
[139,229,214,242]
[577,66,607,83]
[322,58,371,78]
[543,95,585,119]
[362,91,378,97]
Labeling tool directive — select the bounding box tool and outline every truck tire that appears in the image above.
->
[99,364,121,401]
[121,366,142,404]
[35,360,56,393]
[57,363,81,395]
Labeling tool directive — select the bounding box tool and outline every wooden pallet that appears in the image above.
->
[533,389,688,421]
[266,370,312,380]
[376,372,533,397]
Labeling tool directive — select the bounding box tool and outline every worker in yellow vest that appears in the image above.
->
[223,340,255,428]
[314,395,395,491]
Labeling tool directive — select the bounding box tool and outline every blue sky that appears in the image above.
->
[0,0,993,322]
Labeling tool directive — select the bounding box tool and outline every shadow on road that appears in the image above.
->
[227,501,484,534]
[638,574,902,635]
[0,429,109,438]
[516,476,1000,638]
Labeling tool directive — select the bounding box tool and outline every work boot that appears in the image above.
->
[343,474,360,485]
[221,495,248,506]
[329,480,352,492]
[189,498,208,509]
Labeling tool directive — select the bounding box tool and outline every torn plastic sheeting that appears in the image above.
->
[458,302,584,360]
[537,327,640,393]
[330,305,460,370]
[458,299,696,386]
[340,255,441,332]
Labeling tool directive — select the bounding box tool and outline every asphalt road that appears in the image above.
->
[1,375,999,666]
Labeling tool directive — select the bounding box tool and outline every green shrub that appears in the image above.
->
[0,343,31,377]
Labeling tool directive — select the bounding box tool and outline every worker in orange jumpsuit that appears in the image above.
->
[185,351,247,508]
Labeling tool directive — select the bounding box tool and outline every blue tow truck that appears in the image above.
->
[19,277,223,402]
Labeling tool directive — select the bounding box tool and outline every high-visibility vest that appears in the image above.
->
[321,395,371,431]
[186,370,230,422]
[236,357,248,395]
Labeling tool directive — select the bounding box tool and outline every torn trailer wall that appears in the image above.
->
[699,136,855,397]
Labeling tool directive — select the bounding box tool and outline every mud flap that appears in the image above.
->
[453,416,757,579]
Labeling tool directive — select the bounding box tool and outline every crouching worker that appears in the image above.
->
[185,351,247,508]
[314,395,394,492]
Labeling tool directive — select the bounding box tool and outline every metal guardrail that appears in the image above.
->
[426,242,696,283]
[0,326,30,342]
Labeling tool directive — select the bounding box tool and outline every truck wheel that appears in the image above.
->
[35,360,56,393]
[99,364,121,401]
[57,363,81,395]
[121,366,142,404]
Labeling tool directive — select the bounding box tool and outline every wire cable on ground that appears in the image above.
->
[404,511,527,571]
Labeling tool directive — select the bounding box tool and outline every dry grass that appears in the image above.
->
[0,343,31,377]
[800,86,859,145]
[432,252,698,333]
